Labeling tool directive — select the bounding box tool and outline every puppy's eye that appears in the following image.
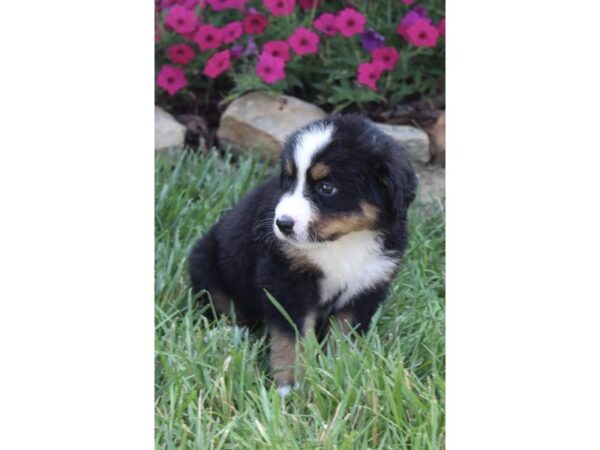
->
[316,181,337,196]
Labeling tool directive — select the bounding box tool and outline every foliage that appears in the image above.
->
[155,0,445,112]
[155,150,446,448]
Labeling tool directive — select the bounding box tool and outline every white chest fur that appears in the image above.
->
[299,230,399,309]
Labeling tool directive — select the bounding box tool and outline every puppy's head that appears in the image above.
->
[273,115,417,246]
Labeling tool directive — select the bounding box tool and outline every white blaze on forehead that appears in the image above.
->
[274,124,334,243]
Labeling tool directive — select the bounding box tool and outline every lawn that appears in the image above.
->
[155,150,445,449]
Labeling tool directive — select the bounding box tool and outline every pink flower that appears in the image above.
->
[438,18,445,37]
[167,44,196,65]
[357,61,384,91]
[165,5,199,34]
[299,0,322,10]
[405,19,439,47]
[263,0,295,16]
[203,49,231,78]
[206,0,248,10]
[222,21,243,44]
[263,40,290,62]
[335,8,366,38]
[157,65,188,95]
[288,27,320,56]
[397,9,430,40]
[401,0,415,4]
[193,24,223,51]
[371,47,400,71]
[242,13,269,34]
[256,53,286,84]
[179,0,200,9]
[314,13,338,37]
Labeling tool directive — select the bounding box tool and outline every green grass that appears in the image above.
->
[155,150,445,449]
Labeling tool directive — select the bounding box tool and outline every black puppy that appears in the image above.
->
[189,115,417,395]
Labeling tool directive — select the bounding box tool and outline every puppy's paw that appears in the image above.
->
[276,384,293,398]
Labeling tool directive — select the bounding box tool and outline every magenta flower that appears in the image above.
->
[299,0,322,10]
[256,53,286,84]
[335,8,366,38]
[288,27,320,56]
[222,21,243,44]
[360,28,385,51]
[263,40,291,62]
[357,61,384,91]
[405,19,439,47]
[438,18,446,37]
[194,24,223,51]
[243,13,269,34]
[371,47,400,71]
[206,0,237,11]
[157,65,188,95]
[397,9,431,40]
[165,5,199,34]
[167,44,196,65]
[263,0,296,16]
[179,0,200,9]
[203,49,231,79]
[314,13,338,37]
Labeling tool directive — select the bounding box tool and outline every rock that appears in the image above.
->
[155,107,186,152]
[217,92,326,158]
[374,123,431,167]
[415,166,445,205]
[426,111,445,166]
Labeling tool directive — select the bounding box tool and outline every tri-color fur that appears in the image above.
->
[189,115,417,394]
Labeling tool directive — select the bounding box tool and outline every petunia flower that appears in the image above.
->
[194,24,224,51]
[335,8,366,38]
[396,8,430,40]
[203,49,231,78]
[371,47,400,71]
[314,13,338,37]
[263,40,291,62]
[230,44,244,59]
[242,12,269,34]
[167,43,196,65]
[360,28,385,51]
[438,18,446,37]
[288,27,320,55]
[263,0,296,16]
[165,5,199,34]
[405,18,439,47]
[299,0,322,10]
[256,52,286,84]
[206,0,236,11]
[357,61,385,91]
[157,65,188,95]
[222,21,243,44]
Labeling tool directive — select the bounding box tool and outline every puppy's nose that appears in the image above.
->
[276,216,295,235]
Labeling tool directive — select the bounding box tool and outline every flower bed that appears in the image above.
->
[155,0,444,124]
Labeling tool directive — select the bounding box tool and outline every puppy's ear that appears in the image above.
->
[378,146,417,220]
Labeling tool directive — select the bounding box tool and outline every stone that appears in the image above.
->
[155,106,186,152]
[373,123,431,167]
[217,92,326,158]
[415,166,445,205]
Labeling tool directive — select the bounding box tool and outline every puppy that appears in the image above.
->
[189,115,417,395]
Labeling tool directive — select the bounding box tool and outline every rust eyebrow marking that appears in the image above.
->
[309,162,330,180]
[313,202,380,239]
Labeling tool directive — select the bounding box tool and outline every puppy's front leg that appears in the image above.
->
[269,309,317,396]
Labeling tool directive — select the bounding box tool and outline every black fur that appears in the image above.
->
[189,115,417,380]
